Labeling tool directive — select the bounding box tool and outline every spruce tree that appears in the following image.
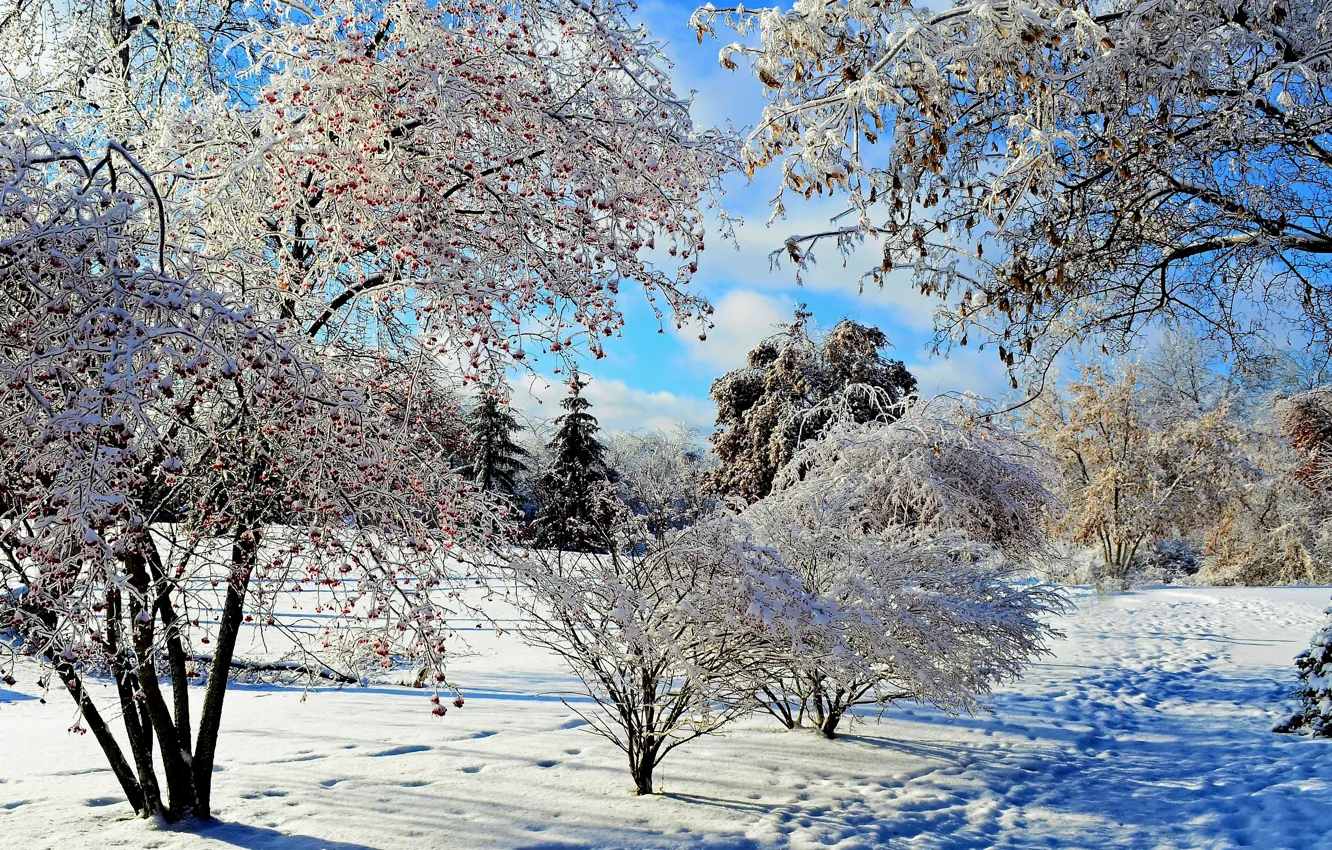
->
[1278,604,1332,736]
[465,392,531,498]
[535,378,620,552]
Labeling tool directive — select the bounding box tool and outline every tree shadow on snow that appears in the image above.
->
[192,820,380,850]
[821,664,1331,848]
[0,687,36,703]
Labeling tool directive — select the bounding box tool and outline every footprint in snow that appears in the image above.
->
[370,744,431,757]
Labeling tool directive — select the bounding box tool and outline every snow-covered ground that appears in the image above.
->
[3,586,1331,849]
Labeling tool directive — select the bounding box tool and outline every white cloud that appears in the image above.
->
[513,373,715,434]
[676,288,791,371]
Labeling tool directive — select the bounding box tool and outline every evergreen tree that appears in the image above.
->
[465,392,530,498]
[535,378,620,552]
[1278,605,1332,737]
[707,308,917,503]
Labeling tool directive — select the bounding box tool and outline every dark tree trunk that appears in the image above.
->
[630,748,657,796]
[55,661,145,812]
[105,584,166,817]
[192,528,257,819]
[760,684,799,730]
[126,553,196,820]
[147,544,193,751]
[817,707,843,739]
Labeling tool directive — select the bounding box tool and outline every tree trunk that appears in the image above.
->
[630,747,657,796]
[147,544,193,751]
[759,684,798,729]
[126,553,196,820]
[191,528,257,819]
[55,661,145,813]
[818,704,844,739]
[105,584,165,817]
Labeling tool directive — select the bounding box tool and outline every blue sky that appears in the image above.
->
[512,0,1014,433]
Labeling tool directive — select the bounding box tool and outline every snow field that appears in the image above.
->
[2,586,1330,849]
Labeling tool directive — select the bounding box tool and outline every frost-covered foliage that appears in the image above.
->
[1192,386,1332,586]
[1137,538,1201,583]
[608,427,717,541]
[695,0,1332,377]
[0,0,735,825]
[1030,363,1250,585]
[7,0,735,378]
[741,396,1065,737]
[1202,480,1332,586]
[708,309,916,503]
[0,130,507,821]
[1280,387,1332,493]
[771,396,1055,557]
[1272,389,1332,733]
[514,516,810,794]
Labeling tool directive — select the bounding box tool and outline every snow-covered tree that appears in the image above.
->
[534,379,621,553]
[0,130,505,820]
[1030,363,1250,585]
[465,390,531,499]
[514,516,808,794]
[708,309,916,503]
[694,0,1332,378]
[609,427,717,541]
[7,0,734,375]
[0,0,735,824]
[1278,607,1332,737]
[742,395,1065,737]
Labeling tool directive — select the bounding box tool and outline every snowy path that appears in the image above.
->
[3,587,1330,849]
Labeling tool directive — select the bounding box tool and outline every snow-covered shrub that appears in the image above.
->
[514,516,812,794]
[741,395,1067,738]
[1127,538,1202,586]
[1276,605,1332,737]
[609,426,717,541]
[1201,486,1332,586]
